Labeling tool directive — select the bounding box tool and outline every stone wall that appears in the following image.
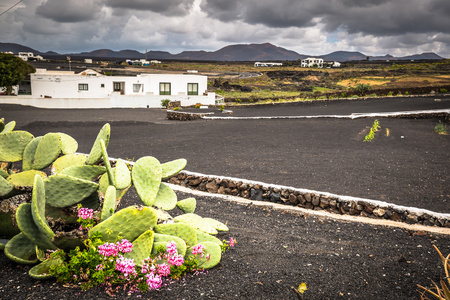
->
[166,110,212,121]
[168,171,450,228]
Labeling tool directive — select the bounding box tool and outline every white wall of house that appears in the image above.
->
[301,58,324,68]
[25,69,214,108]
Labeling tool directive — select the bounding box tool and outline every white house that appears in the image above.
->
[18,52,44,61]
[6,68,216,108]
[301,57,324,68]
[254,62,283,67]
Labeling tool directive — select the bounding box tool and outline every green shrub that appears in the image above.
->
[161,99,170,108]
[440,88,447,93]
[173,107,180,111]
[434,121,448,135]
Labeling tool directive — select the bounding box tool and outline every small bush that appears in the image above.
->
[440,88,447,93]
[173,107,180,111]
[161,99,170,108]
[434,121,448,135]
[387,91,393,96]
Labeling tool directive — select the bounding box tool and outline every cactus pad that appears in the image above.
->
[153,183,177,211]
[153,233,187,257]
[4,233,39,265]
[0,175,14,197]
[32,133,62,170]
[132,156,162,206]
[154,208,173,223]
[89,206,158,243]
[114,159,131,190]
[154,223,197,247]
[101,139,115,183]
[7,170,47,189]
[100,185,116,221]
[124,229,154,267]
[57,132,78,155]
[31,175,55,239]
[0,131,34,162]
[60,165,106,181]
[29,256,64,279]
[161,158,187,180]
[45,174,99,208]
[195,230,223,246]
[51,154,87,174]
[0,168,8,178]
[86,123,110,165]
[99,172,130,201]
[176,197,197,214]
[174,213,218,235]
[191,241,222,270]
[1,121,16,134]
[22,136,43,171]
[203,218,229,232]
[16,203,57,250]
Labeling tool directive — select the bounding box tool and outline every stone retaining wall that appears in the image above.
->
[168,171,450,228]
[166,110,212,121]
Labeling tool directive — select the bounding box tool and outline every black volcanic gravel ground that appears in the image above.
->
[0,97,449,299]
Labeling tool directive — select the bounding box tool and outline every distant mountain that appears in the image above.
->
[320,51,367,62]
[0,42,45,55]
[0,41,445,62]
[398,52,443,60]
[179,43,306,61]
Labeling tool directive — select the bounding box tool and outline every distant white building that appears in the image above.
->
[301,57,324,68]
[18,52,44,61]
[254,62,283,67]
[325,61,341,68]
[6,68,216,108]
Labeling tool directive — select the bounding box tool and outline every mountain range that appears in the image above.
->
[0,42,444,62]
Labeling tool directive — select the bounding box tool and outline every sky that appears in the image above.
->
[1,0,450,58]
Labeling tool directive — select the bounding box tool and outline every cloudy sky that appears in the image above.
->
[1,0,450,57]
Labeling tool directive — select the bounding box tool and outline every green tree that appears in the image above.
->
[0,53,36,95]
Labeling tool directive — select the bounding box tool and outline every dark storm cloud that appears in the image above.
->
[106,0,195,16]
[36,0,103,23]
[201,0,450,36]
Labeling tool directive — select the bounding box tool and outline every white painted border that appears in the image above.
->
[201,109,450,120]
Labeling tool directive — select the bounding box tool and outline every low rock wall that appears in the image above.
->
[168,171,450,228]
[166,110,212,121]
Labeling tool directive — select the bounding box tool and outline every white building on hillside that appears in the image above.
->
[301,57,324,68]
[18,52,44,61]
[254,62,283,67]
[10,68,216,108]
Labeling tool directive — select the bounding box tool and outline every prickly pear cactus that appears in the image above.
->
[32,133,62,170]
[153,183,177,211]
[89,206,157,243]
[51,154,87,174]
[161,158,187,180]
[0,131,34,162]
[132,156,162,206]
[44,174,99,207]
[86,123,110,165]
[176,197,197,214]
[124,229,154,267]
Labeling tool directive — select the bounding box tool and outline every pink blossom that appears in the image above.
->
[98,242,119,257]
[146,273,162,290]
[166,241,178,255]
[229,237,236,247]
[167,254,184,267]
[157,263,171,277]
[191,244,205,257]
[116,239,133,253]
[77,208,93,220]
[115,256,136,277]
[96,264,104,271]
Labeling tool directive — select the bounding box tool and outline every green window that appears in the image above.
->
[187,83,198,95]
[78,83,88,91]
[159,82,171,95]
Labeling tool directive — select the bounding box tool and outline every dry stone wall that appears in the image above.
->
[168,171,450,228]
